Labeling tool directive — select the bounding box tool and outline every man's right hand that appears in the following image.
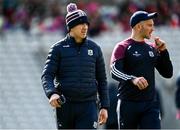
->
[49,94,61,108]
[154,37,167,52]
[132,77,149,90]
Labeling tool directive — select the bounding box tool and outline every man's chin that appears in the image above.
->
[82,35,87,38]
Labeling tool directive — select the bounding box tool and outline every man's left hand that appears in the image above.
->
[98,108,108,125]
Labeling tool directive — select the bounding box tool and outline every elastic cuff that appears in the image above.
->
[100,107,109,110]
[47,91,60,99]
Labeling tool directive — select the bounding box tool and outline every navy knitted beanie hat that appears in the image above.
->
[66,3,89,31]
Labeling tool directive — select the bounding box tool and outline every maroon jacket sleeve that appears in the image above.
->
[110,40,136,82]
[110,41,127,64]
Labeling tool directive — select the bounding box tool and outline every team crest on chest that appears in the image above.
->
[88,49,93,56]
[148,51,154,57]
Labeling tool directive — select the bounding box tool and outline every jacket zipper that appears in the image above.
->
[77,46,81,54]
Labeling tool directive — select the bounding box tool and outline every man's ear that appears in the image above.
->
[136,23,142,31]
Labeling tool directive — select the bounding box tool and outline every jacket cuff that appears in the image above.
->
[47,91,60,99]
[100,101,110,110]
[100,107,109,111]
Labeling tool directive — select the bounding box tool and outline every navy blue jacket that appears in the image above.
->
[41,35,109,108]
[110,38,173,101]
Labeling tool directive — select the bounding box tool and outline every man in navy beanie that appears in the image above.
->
[41,3,109,129]
[110,11,173,129]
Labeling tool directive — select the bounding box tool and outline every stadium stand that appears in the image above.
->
[0,31,59,129]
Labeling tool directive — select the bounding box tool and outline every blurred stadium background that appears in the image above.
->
[0,0,180,129]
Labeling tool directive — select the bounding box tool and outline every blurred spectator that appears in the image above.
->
[117,0,139,32]
[171,0,180,28]
[170,14,179,28]
[156,0,171,25]
[25,0,47,19]
[36,0,65,33]
[25,0,47,31]
[0,0,4,38]
[0,0,3,29]
[46,0,64,32]
[0,0,180,35]
[175,74,180,120]
[0,14,4,37]
[85,1,108,37]
[2,0,19,29]
[15,2,30,31]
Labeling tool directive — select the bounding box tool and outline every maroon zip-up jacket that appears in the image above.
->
[110,38,173,101]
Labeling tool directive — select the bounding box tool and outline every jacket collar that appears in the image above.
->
[66,34,88,47]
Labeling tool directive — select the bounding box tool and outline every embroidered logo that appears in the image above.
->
[149,51,154,57]
[127,45,131,50]
[132,51,141,57]
[88,49,93,56]
[63,45,70,48]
